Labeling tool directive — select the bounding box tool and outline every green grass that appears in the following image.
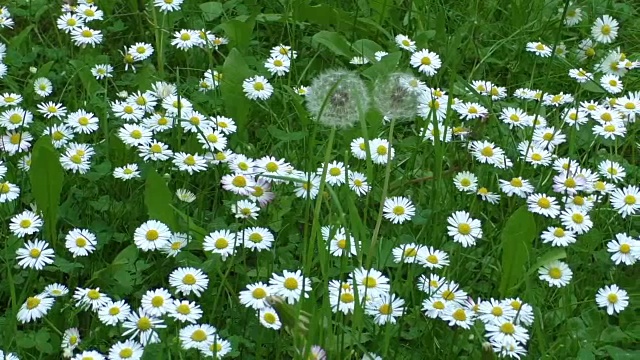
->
[1,0,640,359]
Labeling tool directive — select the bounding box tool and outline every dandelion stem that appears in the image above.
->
[366,118,396,268]
[307,126,336,280]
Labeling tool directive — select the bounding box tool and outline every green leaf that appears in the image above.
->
[527,248,566,277]
[312,31,352,58]
[200,2,224,21]
[221,49,252,144]
[602,346,640,360]
[499,205,536,297]
[361,51,402,81]
[30,136,64,243]
[580,79,605,93]
[267,125,306,141]
[69,60,104,95]
[111,244,139,266]
[351,39,383,61]
[218,15,255,52]
[144,168,177,229]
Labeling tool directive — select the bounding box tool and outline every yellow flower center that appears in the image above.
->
[404,247,418,257]
[376,145,387,155]
[232,176,246,187]
[0,183,9,194]
[491,307,503,316]
[177,304,191,315]
[146,230,159,241]
[500,322,515,334]
[183,274,196,285]
[137,317,152,331]
[620,243,630,254]
[337,239,347,249]
[273,59,283,67]
[604,124,615,132]
[10,133,21,145]
[481,146,494,157]
[81,29,92,38]
[460,178,471,187]
[119,348,133,358]
[564,178,576,188]
[109,307,120,315]
[601,25,611,35]
[180,33,191,41]
[624,102,636,110]
[379,304,392,315]
[573,196,585,205]
[150,144,162,153]
[468,106,478,114]
[401,39,410,46]
[284,277,299,290]
[265,162,278,172]
[609,79,618,87]
[253,82,264,91]
[248,233,263,243]
[607,293,618,303]
[452,308,467,321]
[70,154,83,164]
[207,134,218,142]
[29,248,41,258]
[84,9,95,17]
[9,113,22,124]
[252,288,266,299]
[420,57,431,65]
[624,195,636,205]
[392,206,405,216]
[88,289,101,300]
[75,237,87,247]
[441,290,455,301]
[215,238,228,249]
[535,43,545,51]
[571,213,584,224]
[69,335,78,345]
[433,300,445,310]
[263,312,277,324]
[458,223,471,235]
[53,131,65,141]
[26,297,41,310]
[20,219,32,228]
[191,329,207,342]
[548,267,562,279]
[363,276,377,288]
[601,113,612,122]
[537,198,550,209]
[340,292,354,303]
[184,155,196,166]
[426,254,438,264]
[130,130,142,139]
[553,228,565,237]
[151,296,164,307]
[531,153,542,161]
[67,18,77,26]
[510,178,522,187]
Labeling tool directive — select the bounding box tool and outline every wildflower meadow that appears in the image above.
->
[1,0,640,359]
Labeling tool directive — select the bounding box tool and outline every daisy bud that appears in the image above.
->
[372,72,419,120]
[29,66,38,74]
[305,69,369,128]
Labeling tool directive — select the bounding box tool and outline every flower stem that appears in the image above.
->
[366,118,396,268]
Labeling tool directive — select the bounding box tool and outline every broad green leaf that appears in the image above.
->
[527,248,566,277]
[111,244,139,266]
[499,205,536,297]
[200,2,224,21]
[218,15,255,52]
[221,49,252,144]
[144,167,177,229]
[351,39,383,61]
[580,79,605,93]
[602,346,640,360]
[312,31,352,58]
[30,136,64,243]
[361,51,402,81]
[69,60,104,95]
[267,125,306,141]
[171,205,207,242]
